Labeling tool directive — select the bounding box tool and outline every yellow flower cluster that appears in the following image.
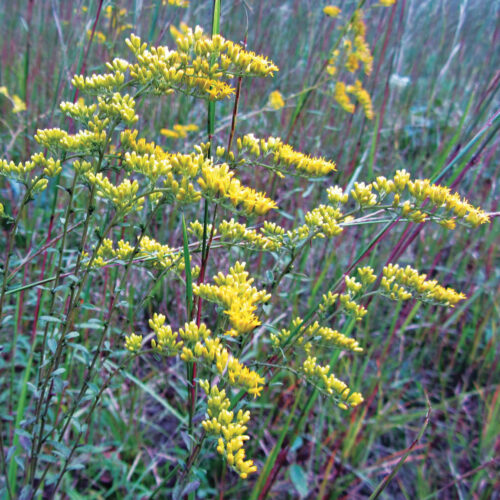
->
[60,98,97,122]
[195,337,265,396]
[346,80,374,119]
[198,161,277,216]
[350,10,373,75]
[325,6,374,118]
[334,80,373,119]
[125,333,143,352]
[299,320,362,352]
[218,219,281,251]
[144,314,265,396]
[178,321,213,360]
[370,170,490,227]
[149,313,184,354]
[125,27,277,101]
[0,157,52,193]
[123,141,208,204]
[188,220,215,240]
[381,264,466,306]
[318,287,367,321]
[91,235,184,273]
[160,123,199,139]
[35,127,107,154]
[193,262,271,336]
[351,182,377,208]
[85,172,144,214]
[0,202,4,218]
[120,129,167,159]
[87,29,106,44]
[0,85,26,113]
[340,293,368,321]
[318,291,339,315]
[303,356,363,409]
[124,150,172,182]
[303,204,344,238]
[71,70,126,94]
[1,158,33,182]
[357,266,377,285]
[334,81,355,113]
[323,6,341,18]
[272,144,336,177]
[235,133,336,177]
[262,221,286,237]
[327,185,349,205]
[97,92,138,125]
[200,381,257,479]
[163,0,189,7]
[138,235,183,271]
[268,90,285,110]
[379,0,396,6]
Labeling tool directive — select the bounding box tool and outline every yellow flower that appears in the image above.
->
[161,123,199,139]
[87,29,106,44]
[323,6,341,17]
[125,333,143,352]
[268,90,285,110]
[334,81,355,114]
[12,95,26,113]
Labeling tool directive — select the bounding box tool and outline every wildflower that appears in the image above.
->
[87,29,106,43]
[163,0,189,6]
[12,95,26,113]
[351,182,377,208]
[303,356,363,408]
[323,6,341,17]
[160,123,199,139]
[200,382,257,478]
[268,90,285,109]
[218,219,281,251]
[334,81,355,114]
[194,262,271,336]
[346,80,374,119]
[125,333,143,352]
[357,266,377,285]
[149,313,183,354]
[0,86,26,113]
[381,264,466,306]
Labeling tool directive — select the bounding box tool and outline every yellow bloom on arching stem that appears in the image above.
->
[169,22,190,41]
[334,81,355,114]
[161,123,199,139]
[268,90,285,110]
[323,6,341,17]
[163,0,189,7]
[379,0,396,6]
[12,95,27,113]
[87,29,106,44]
[125,333,143,352]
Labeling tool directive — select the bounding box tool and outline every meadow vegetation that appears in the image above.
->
[0,0,498,498]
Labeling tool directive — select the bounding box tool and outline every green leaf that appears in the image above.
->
[290,464,309,498]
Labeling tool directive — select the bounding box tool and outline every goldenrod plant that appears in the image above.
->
[0,0,495,497]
